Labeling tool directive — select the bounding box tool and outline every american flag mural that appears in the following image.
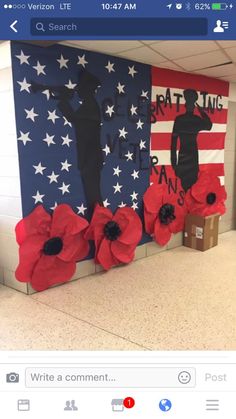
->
[10,42,229,254]
[150,67,229,188]
[11,41,151,229]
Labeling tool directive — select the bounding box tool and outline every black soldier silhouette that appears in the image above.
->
[171,89,212,191]
[32,70,103,217]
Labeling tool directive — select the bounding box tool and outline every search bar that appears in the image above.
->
[31,18,208,36]
[25,367,196,388]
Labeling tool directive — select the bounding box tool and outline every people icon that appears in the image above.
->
[64,400,78,411]
[171,89,212,191]
[213,20,224,32]
[71,400,78,411]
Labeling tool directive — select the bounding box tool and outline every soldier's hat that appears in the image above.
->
[78,70,101,90]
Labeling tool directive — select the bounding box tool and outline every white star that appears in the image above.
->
[61,134,73,147]
[57,54,69,69]
[33,61,46,75]
[77,54,88,67]
[128,65,138,78]
[131,170,139,180]
[132,202,139,211]
[102,144,110,156]
[131,191,138,201]
[125,151,133,161]
[47,109,60,124]
[105,105,115,117]
[42,89,50,100]
[63,116,72,127]
[65,79,77,89]
[113,166,122,177]
[130,104,138,115]
[58,182,70,195]
[18,131,32,145]
[139,139,146,150]
[137,119,144,130]
[50,202,58,211]
[77,203,87,215]
[103,198,110,208]
[118,201,126,208]
[141,90,149,99]
[113,182,123,194]
[105,61,115,73]
[33,162,46,175]
[16,50,30,65]
[119,127,128,139]
[61,159,72,172]
[47,171,59,184]
[17,78,31,93]
[32,190,44,204]
[43,133,55,147]
[24,107,38,122]
[117,82,125,94]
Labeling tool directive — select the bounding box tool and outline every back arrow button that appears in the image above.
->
[10,20,18,33]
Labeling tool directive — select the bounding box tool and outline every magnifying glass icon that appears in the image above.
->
[36,22,45,32]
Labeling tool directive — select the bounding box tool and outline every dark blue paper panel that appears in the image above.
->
[11,41,152,248]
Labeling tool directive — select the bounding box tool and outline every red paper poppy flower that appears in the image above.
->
[84,204,142,270]
[143,181,187,246]
[185,171,227,216]
[15,204,89,291]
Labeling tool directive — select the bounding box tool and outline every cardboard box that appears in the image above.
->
[184,213,220,251]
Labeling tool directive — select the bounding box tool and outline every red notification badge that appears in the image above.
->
[123,397,135,409]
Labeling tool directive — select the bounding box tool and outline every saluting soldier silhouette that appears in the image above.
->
[32,70,103,217]
[171,89,213,191]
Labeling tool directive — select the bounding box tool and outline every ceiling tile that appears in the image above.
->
[150,41,219,60]
[117,46,166,65]
[156,61,183,71]
[224,47,236,62]
[174,50,229,71]
[141,40,162,45]
[62,40,142,54]
[194,63,236,78]
[217,41,236,48]
[218,74,236,82]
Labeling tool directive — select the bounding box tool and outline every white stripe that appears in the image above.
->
[150,149,224,165]
[219,176,225,185]
[151,86,229,108]
[151,121,227,133]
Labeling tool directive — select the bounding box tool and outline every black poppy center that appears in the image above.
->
[43,237,63,256]
[104,221,122,241]
[159,203,176,225]
[206,192,216,205]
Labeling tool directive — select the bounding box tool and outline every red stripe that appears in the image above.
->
[150,163,224,183]
[151,103,228,124]
[151,132,226,151]
[152,67,229,97]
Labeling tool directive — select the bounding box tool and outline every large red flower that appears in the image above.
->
[143,181,187,246]
[84,204,142,270]
[15,204,89,291]
[185,171,227,216]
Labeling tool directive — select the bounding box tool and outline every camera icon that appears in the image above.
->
[6,372,20,383]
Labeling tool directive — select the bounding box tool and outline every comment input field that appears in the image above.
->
[25,367,196,388]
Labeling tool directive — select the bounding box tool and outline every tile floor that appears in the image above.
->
[1,231,236,350]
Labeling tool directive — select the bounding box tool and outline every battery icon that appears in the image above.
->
[212,3,228,10]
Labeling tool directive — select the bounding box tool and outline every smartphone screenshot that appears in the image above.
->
[0,0,235,417]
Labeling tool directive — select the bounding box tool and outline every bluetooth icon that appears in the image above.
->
[186,2,191,10]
